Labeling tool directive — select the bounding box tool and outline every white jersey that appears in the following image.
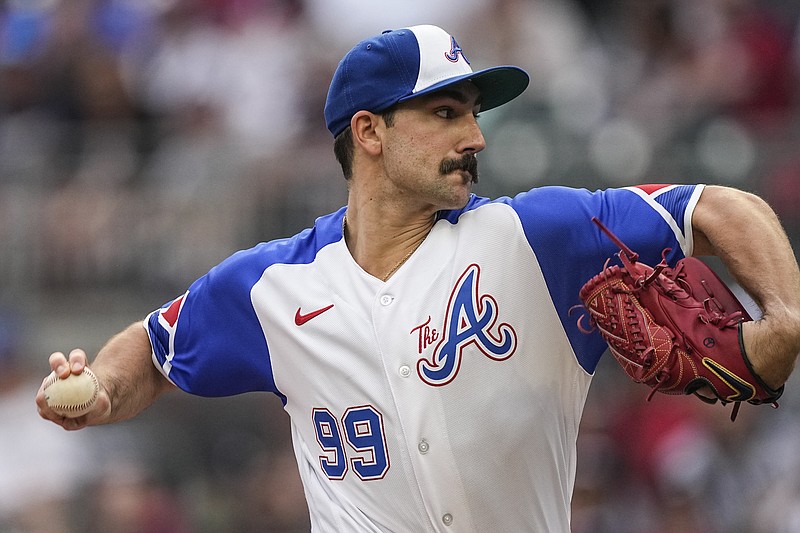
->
[146,184,703,531]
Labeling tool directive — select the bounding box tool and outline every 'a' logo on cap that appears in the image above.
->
[444,36,470,64]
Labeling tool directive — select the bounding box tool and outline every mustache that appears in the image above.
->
[440,154,479,183]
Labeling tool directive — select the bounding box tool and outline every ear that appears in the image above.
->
[351,111,383,157]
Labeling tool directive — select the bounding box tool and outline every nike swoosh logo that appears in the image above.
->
[702,357,756,402]
[294,304,334,326]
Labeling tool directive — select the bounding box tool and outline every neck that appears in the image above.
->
[343,206,435,282]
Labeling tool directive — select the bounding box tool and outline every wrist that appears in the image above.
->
[742,317,800,389]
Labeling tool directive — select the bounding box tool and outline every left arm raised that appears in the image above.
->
[692,185,800,389]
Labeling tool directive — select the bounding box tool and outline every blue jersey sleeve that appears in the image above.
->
[501,184,703,373]
[146,246,279,397]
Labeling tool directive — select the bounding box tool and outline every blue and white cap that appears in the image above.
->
[324,24,530,137]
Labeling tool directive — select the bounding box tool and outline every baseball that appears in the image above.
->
[43,367,100,418]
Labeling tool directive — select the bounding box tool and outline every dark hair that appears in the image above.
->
[333,108,396,180]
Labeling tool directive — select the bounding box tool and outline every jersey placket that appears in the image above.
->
[371,276,477,532]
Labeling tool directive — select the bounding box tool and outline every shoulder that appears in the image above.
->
[219,208,345,268]
[205,207,346,289]
[439,184,702,262]
[436,187,587,224]
[438,187,607,241]
[501,184,701,225]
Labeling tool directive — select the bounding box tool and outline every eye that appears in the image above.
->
[435,107,455,119]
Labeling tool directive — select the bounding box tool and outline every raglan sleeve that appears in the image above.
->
[506,183,705,373]
[143,245,280,397]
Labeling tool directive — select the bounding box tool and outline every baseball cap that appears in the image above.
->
[324,24,530,137]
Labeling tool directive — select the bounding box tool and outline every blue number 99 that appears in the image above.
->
[312,405,389,481]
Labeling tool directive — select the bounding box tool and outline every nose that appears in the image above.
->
[460,115,486,155]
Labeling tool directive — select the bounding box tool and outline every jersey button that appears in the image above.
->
[442,513,453,526]
[399,365,411,377]
[379,294,394,306]
[418,439,429,454]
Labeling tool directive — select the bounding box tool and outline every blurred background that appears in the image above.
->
[2,0,800,531]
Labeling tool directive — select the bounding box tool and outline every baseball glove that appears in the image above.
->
[575,217,782,420]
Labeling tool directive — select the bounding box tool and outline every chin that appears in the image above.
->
[447,188,473,210]
[432,173,474,209]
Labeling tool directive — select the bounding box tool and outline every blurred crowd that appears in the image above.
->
[2,0,800,531]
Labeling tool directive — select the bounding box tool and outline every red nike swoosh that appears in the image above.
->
[294,304,334,326]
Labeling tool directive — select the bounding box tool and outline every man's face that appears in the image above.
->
[378,81,486,212]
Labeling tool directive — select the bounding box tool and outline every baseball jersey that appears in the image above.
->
[145,184,704,532]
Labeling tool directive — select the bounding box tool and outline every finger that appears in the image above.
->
[67,348,87,375]
[36,369,63,422]
[37,404,88,431]
[35,384,51,415]
[84,392,112,424]
[62,416,89,431]
[48,351,70,378]
[36,390,67,425]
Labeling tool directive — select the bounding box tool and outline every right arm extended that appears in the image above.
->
[36,322,176,431]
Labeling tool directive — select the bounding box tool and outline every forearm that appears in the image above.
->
[91,321,175,424]
[693,185,800,388]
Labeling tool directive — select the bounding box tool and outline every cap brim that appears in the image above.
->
[398,65,530,112]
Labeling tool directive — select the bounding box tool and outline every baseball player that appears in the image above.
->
[37,25,800,532]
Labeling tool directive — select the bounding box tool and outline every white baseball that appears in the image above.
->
[43,367,100,418]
